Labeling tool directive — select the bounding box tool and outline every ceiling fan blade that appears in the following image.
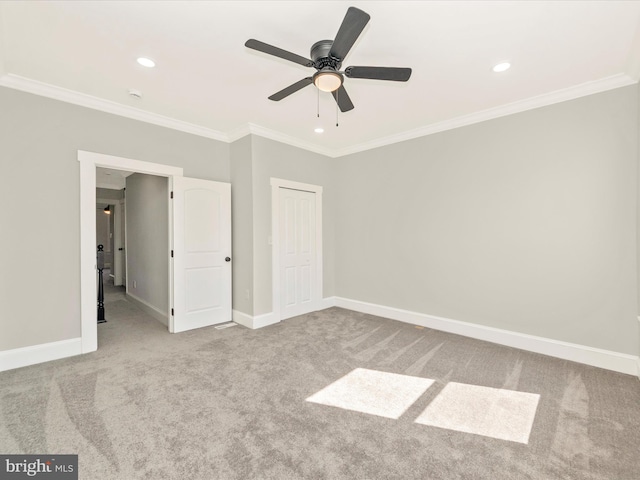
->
[345,66,412,82]
[331,85,355,112]
[329,7,370,61]
[268,77,313,101]
[245,39,314,67]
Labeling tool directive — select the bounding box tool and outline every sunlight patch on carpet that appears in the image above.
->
[306,368,434,419]
[414,382,540,443]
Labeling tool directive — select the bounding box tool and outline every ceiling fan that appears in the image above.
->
[245,6,412,112]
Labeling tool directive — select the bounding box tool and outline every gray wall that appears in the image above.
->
[251,136,337,316]
[126,173,169,315]
[2,82,638,359]
[230,136,254,315]
[0,86,230,351]
[228,135,337,317]
[335,85,639,355]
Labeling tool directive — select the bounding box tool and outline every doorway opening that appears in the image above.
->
[79,151,182,354]
[96,168,130,287]
[96,168,171,329]
[80,150,233,354]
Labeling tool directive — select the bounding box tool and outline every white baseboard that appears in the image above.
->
[232,310,254,329]
[3,300,635,377]
[637,317,640,380]
[233,298,338,330]
[232,310,279,329]
[0,338,82,372]
[334,297,639,376]
[127,292,168,326]
[320,296,337,309]
[254,312,278,329]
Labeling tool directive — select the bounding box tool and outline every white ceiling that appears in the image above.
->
[1,1,639,157]
[97,167,133,190]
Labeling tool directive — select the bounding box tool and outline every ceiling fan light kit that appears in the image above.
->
[245,6,412,114]
[313,71,343,92]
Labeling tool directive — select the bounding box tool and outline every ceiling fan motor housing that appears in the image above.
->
[311,40,342,70]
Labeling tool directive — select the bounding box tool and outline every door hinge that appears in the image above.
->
[170,191,173,199]
[171,308,174,316]
[171,250,174,257]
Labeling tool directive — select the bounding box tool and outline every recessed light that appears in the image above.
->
[493,62,511,73]
[314,127,324,134]
[137,57,155,68]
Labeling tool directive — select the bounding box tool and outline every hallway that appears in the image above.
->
[97,270,171,351]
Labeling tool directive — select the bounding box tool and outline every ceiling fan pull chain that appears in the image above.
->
[336,90,339,127]
[317,88,320,118]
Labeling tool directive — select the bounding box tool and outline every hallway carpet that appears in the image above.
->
[1,288,639,479]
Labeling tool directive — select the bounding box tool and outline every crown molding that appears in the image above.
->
[1,72,636,159]
[0,5,6,77]
[0,73,229,142]
[0,73,337,156]
[334,73,637,157]
[246,123,337,157]
[226,123,335,157]
[226,124,251,143]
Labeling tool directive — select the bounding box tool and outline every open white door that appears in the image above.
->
[172,177,232,333]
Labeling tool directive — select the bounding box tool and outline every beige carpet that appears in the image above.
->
[1,282,639,479]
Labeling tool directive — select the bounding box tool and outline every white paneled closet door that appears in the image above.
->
[279,188,316,320]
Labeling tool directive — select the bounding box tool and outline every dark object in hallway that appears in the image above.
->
[97,244,106,324]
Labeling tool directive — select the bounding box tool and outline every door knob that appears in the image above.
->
[225,257,231,262]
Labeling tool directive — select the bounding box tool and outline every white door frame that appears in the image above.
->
[78,150,183,353]
[270,178,323,322]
